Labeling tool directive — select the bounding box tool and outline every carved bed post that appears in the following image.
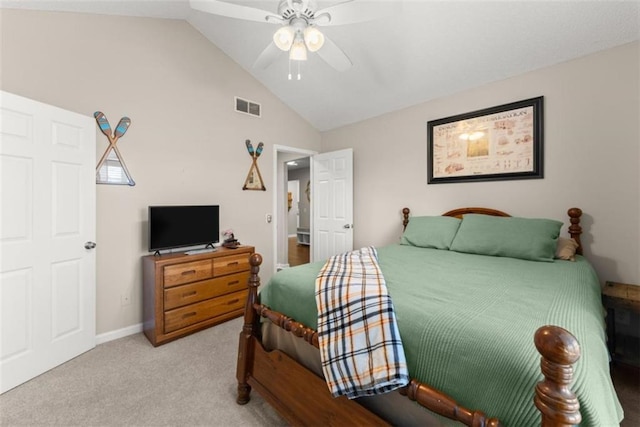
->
[567,208,583,255]
[236,253,262,404]
[534,325,581,427]
[402,207,410,231]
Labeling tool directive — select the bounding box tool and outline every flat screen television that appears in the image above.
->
[148,205,220,252]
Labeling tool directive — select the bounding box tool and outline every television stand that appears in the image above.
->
[142,245,255,346]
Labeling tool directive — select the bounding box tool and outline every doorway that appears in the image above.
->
[287,160,310,267]
[272,145,354,273]
[273,145,315,273]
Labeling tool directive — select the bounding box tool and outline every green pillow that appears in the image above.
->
[400,216,462,250]
[449,214,562,262]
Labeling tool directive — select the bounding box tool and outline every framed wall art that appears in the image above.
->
[427,96,543,184]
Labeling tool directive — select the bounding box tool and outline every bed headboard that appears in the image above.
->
[401,207,584,255]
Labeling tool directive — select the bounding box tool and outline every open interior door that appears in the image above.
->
[0,91,96,393]
[311,148,353,262]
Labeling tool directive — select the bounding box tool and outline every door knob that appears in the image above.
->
[84,241,97,250]
[343,224,352,229]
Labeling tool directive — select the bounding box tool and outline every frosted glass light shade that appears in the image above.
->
[273,26,295,51]
[289,40,308,61]
[303,27,325,52]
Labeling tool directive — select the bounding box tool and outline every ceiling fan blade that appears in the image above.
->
[190,0,281,24]
[253,42,283,69]
[316,35,352,72]
[314,0,395,26]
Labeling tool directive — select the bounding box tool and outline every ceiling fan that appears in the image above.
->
[190,0,385,79]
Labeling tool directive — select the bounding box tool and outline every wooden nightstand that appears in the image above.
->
[602,281,640,366]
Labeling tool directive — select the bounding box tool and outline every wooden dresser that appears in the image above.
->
[142,245,254,346]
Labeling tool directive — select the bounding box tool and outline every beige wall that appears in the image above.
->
[322,42,640,286]
[0,9,321,335]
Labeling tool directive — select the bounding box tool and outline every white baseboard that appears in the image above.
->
[96,322,143,345]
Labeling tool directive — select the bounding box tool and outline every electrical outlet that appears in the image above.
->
[266,214,272,223]
[121,293,132,307]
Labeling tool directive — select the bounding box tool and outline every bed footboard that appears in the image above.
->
[236,254,262,405]
[534,325,582,426]
[236,254,582,427]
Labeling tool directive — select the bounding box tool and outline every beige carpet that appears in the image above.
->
[0,318,286,426]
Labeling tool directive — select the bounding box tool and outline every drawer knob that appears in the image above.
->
[181,269,196,276]
[227,299,240,305]
[182,291,197,297]
[227,261,239,266]
[182,312,197,319]
[227,280,240,286]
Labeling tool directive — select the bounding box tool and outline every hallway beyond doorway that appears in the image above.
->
[288,236,310,267]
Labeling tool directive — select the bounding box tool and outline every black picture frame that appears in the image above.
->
[427,96,543,184]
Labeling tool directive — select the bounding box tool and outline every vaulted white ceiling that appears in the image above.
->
[2,1,639,131]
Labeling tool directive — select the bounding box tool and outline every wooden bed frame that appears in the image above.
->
[236,207,585,426]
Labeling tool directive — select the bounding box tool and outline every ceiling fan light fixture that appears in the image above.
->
[273,26,295,51]
[303,26,324,52]
[289,39,308,61]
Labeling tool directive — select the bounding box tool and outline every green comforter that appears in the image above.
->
[260,244,623,426]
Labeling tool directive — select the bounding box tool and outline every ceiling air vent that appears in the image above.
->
[235,96,261,118]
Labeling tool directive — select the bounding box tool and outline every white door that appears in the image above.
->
[0,91,96,393]
[312,148,353,262]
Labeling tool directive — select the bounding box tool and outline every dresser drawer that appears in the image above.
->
[214,253,250,276]
[164,290,248,333]
[163,259,212,288]
[164,271,250,310]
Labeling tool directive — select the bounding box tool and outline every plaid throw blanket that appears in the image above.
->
[315,246,409,399]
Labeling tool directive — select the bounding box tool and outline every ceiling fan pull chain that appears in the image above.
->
[288,58,292,80]
[297,61,302,80]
